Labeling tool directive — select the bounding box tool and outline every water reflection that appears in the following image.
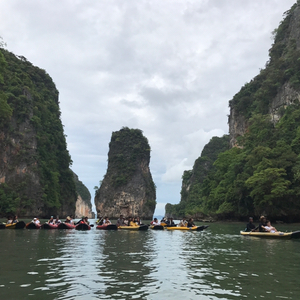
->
[1,222,300,299]
[94,230,156,299]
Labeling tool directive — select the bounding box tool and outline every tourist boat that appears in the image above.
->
[75,222,91,230]
[240,230,300,239]
[149,225,164,230]
[0,223,6,229]
[96,224,118,230]
[42,223,58,229]
[5,221,26,229]
[166,225,209,231]
[118,224,148,231]
[26,222,41,229]
[57,222,76,229]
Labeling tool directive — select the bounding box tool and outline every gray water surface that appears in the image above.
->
[0,222,300,300]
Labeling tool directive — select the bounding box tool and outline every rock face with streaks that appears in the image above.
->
[94,127,156,219]
[0,48,76,217]
[73,172,93,218]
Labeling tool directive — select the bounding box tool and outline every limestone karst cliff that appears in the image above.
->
[0,48,76,217]
[229,3,300,147]
[94,127,156,219]
[73,172,93,218]
[167,2,300,221]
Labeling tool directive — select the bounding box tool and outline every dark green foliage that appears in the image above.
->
[0,48,76,216]
[166,135,230,218]
[73,172,91,208]
[108,127,151,188]
[167,4,300,221]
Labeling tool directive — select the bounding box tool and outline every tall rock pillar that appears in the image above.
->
[94,127,156,219]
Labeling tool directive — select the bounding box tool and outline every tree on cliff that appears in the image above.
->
[168,2,300,222]
[0,47,76,217]
[94,127,156,219]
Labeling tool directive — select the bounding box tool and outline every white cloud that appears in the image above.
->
[0,0,296,216]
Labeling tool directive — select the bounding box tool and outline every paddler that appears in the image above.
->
[187,218,195,227]
[117,215,125,227]
[245,217,256,232]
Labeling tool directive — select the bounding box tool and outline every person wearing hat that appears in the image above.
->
[32,217,40,225]
[65,216,73,224]
[256,215,267,232]
[245,217,256,232]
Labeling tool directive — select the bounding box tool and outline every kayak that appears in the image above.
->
[58,222,76,229]
[118,225,148,231]
[96,224,118,230]
[26,222,41,229]
[150,225,164,230]
[0,223,6,229]
[166,225,209,231]
[6,221,26,229]
[240,230,300,239]
[75,222,91,230]
[42,223,58,229]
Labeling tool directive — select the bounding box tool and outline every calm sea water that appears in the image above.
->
[0,220,300,300]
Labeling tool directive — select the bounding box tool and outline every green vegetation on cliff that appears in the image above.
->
[73,172,91,208]
[0,47,76,216]
[166,3,300,221]
[94,127,156,218]
[108,127,152,188]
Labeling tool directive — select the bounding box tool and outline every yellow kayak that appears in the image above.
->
[118,225,148,231]
[5,221,26,229]
[240,230,300,239]
[166,225,208,231]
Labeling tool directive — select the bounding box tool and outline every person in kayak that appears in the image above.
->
[12,215,19,224]
[6,216,12,224]
[65,216,73,224]
[129,217,139,227]
[32,218,40,225]
[135,216,142,225]
[264,220,278,233]
[48,216,55,224]
[84,216,90,225]
[255,216,267,232]
[178,218,188,227]
[103,217,111,225]
[151,218,160,225]
[245,217,256,232]
[54,217,61,224]
[187,218,195,227]
[117,215,125,227]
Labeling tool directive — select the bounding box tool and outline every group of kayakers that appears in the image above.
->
[6,215,19,224]
[245,216,278,233]
[96,215,199,228]
[5,215,90,226]
[97,215,143,227]
[153,217,196,227]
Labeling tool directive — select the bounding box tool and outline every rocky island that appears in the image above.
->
[94,127,156,219]
[0,47,92,218]
[166,2,300,222]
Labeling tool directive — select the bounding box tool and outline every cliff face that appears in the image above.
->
[94,127,156,219]
[229,3,300,147]
[172,2,300,221]
[0,48,76,217]
[73,172,93,218]
[166,135,229,219]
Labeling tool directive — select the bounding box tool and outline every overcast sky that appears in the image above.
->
[0,0,296,216]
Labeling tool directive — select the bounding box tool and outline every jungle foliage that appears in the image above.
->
[166,3,300,221]
[0,48,76,216]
